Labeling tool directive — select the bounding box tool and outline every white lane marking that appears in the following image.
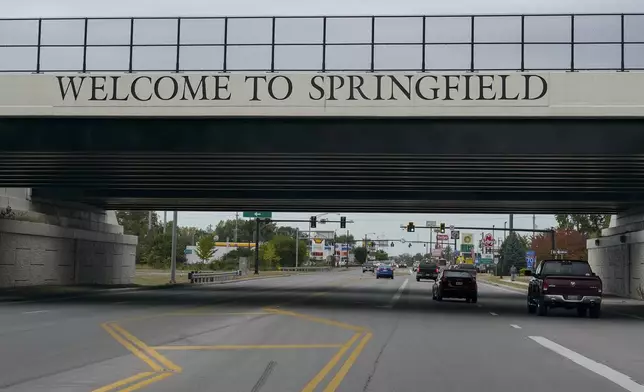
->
[510,324,522,329]
[529,336,644,392]
[615,312,644,321]
[489,312,498,316]
[384,278,409,308]
[23,310,49,314]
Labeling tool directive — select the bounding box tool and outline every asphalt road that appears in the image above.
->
[2,269,644,392]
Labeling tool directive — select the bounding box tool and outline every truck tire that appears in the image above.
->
[527,299,536,314]
[537,299,548,316]
[589,305,601,319]
[471,295,478,304]
[577,307,587,317]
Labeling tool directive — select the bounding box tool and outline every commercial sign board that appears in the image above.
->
[436,234,450,241]
[462,233,474,245]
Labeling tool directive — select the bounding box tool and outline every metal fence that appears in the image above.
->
[188,270,241,284]
[1,14,644,73]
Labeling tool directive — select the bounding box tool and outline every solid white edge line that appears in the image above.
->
[23,310,49,314]
[529,336,644,392]
[510,324,522,329]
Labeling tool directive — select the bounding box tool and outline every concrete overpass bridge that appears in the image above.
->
[0,13,643,297]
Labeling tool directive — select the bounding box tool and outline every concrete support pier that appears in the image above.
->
[0,188,137,287]
[588,208,644,299]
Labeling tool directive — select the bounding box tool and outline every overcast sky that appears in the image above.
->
[4,0,636,254]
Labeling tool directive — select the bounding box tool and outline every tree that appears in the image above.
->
[374,250,389,261]
[195,235,217,263]
[443,245,454,262]
[555,214,611,238]
[116,211,160,237]
[413,253,423,261]
[500,232,527,274]
[259,241,281,269]
[267,235,308,268]
[214,219,278,243]
[353,246,368,264]
[335,234,356,245]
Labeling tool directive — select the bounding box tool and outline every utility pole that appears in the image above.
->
[254,218,260,275]
[148,211,152,232]
[234,212,239,242]
[532,214,536,237]
[163,211,167,234]
[509,214,514,234]
[170,211,178,284]
[295,227,299,268]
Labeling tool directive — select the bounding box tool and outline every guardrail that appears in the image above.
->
[280,267,332,272]
[188,270,241,284]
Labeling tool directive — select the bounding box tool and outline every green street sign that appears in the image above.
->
[242,211,273,218]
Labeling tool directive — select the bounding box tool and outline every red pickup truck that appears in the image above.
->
[526,259,602,318]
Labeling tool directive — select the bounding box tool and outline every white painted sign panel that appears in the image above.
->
[0,72,643,117]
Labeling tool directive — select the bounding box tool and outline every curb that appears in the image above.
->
[478,280,527,293]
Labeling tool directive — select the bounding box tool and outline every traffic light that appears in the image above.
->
[440,223,446,233]
[340,216,347,229]
[310,216,317,228]
[406,222,415,232]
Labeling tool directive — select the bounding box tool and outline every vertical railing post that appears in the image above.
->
[175,18,181,72]
[421,17,426,72]
[470,16,475,72]
[128,18,134,73]
[82,18,88,72]
[620,14,625,71]
[35,19,42,73]
[570,14,575,71]
[370,16,375,72]
[520,15,525,72]
[321,16,327,72]
[223,17,228,72]
[270,17,276,72]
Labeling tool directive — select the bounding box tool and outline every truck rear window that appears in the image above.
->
[445,271,473,278]
[541,261,592,276]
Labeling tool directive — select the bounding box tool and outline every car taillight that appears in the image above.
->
[417,267,420,272]
[435,268,439,273]
[543,279,549,291]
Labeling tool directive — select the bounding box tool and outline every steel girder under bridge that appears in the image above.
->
[0,117,643,213]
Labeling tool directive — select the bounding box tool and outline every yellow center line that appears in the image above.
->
[323,332,373,392]
[91,371,155,392]
[100,323,164,372]
[300,332,362,392]
[153,344,344,350]
[119,372,174,392]
[110,323,182,373]
[264,307,365,332]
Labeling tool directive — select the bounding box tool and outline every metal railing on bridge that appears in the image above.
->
[1,14,643,73]
[188,270,241,284]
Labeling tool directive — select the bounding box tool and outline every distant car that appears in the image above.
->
[527,259,602,318]
[432,269,478,303]
[399,263,407,268]
[456,263,477,277]
[376,263,394,279]
[362,263,375,273]
[417,262,439,281]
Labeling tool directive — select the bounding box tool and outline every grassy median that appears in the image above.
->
[478,274,528,291]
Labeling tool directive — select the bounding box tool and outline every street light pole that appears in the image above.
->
[295,227,299,268]
[170,211,178,284]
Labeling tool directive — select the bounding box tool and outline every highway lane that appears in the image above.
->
[1,269,644,391]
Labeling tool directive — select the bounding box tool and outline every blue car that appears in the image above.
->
[376,264,394,279]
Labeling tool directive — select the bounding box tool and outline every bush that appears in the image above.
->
[519,268,529,276]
